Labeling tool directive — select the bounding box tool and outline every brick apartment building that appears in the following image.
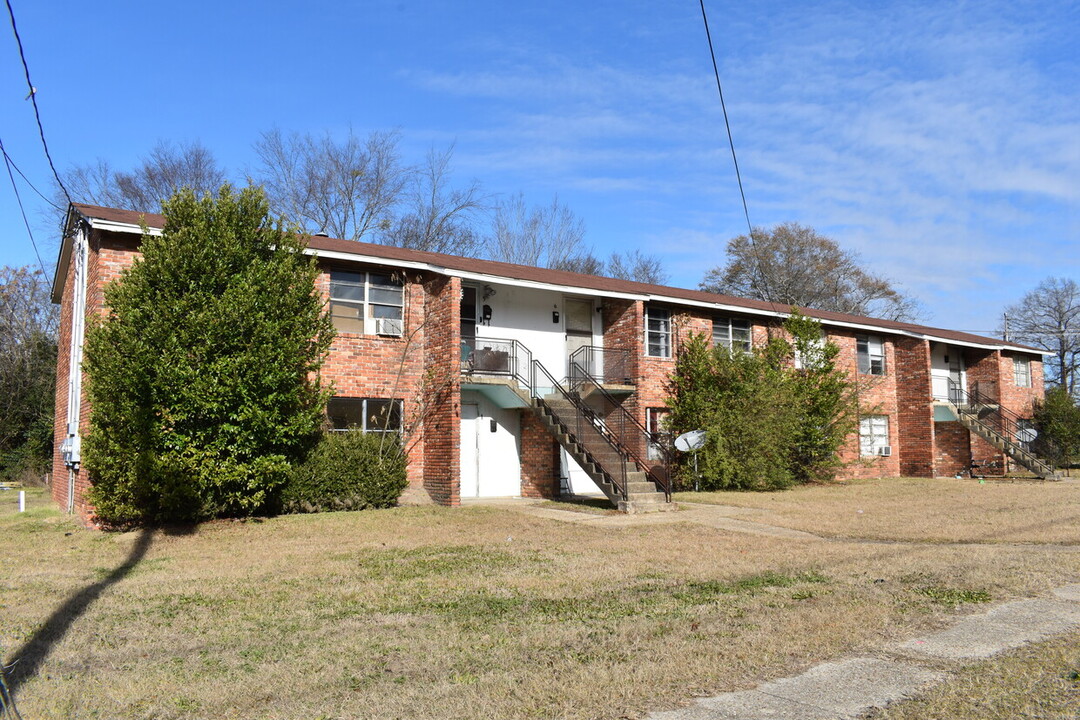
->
[51,203,1050,519]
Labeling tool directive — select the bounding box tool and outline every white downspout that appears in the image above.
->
[62,223,88,512]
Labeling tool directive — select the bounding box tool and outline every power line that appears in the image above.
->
[0,142,62,211]
[698,0,774,304]
[5,0,72,207]
[1,135,48,276]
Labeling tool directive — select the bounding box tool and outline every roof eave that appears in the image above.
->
[62,205,1048,357]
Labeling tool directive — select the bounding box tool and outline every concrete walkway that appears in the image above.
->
[647,584,1080,720]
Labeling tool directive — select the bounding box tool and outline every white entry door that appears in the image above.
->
[564,297,594,378]
[460,403,480,497]
[460,395,522,497]
[931,344,966,401]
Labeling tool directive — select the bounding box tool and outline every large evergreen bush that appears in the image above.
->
[1033,386,1080,468]
[83,185,334,524]
[665,312,858,490]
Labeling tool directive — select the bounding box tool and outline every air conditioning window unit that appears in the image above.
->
[876,445,892,457]
[375,318,403,337]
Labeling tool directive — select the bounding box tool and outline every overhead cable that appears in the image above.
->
[698,0,774,304]
[6,0,72,207]
[1,135,48,276]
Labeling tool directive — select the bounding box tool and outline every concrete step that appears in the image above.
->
[618,495,677,513]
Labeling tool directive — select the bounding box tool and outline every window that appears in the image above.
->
[713,316,752,353]
[857,335,886,375]
[646,306,671,358]
[327,397,402,433]
[794,329,827,370]
[329,270,404,335]
[1013,357,1031,388]
[859,415,890,457]
[646,407,671,460]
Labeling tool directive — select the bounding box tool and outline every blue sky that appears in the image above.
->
[1,0,1076,335]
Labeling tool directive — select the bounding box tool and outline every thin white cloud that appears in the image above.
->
[397,0,1077,330]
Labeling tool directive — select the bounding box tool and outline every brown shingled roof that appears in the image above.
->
[69,202,1041,354]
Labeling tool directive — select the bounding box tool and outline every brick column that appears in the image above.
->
[422,275,461,505]
[894,337,935,477]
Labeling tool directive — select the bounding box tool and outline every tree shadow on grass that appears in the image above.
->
[4,526,155,696]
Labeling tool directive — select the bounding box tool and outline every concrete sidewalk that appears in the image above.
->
[647,583,1080,720]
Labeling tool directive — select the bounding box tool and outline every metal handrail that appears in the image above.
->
[568,357,673,500]
[530,358,630,500]
[567,345,634,386]
[948,379,1061,471]
[461,337,649,500]
[461,337,532,382]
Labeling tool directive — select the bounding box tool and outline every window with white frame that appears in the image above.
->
[712,316,752,353]
[646,306,671,358]
[327,397,403,433]
[794,329,827,370]
[1013,357,1031,388]
[329,270,404,335]
[859,415,890,456]
[856,335,886,375]
[646,407,670,460]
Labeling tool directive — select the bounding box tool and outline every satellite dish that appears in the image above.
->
[675,429,707,452]
[1016,427,1038,444]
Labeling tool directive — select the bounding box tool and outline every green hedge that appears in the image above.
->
[280,431,408,513]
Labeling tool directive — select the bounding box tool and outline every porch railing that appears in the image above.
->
[461,337,532,380]
[567,345,633,386]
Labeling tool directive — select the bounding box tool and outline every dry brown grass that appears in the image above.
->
[677,476,1080,544]
[2,480,1078,719]
[867,630,1080,720]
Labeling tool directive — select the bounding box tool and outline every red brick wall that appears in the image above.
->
[999,351,1043,417]
[893,337,935,477]
[316,262,432,496]
[421,275,461,505]
[519,412,556,498]
[831,331,902,479]
[934,421,971,477]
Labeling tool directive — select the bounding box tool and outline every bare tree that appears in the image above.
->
[383,145,485,256]
[254,128,406,241]
[488,193,588,268]
[0,266,58,480]
[60,140,227,215]
[701,222,920,321]
[607,249,668,284]
[1004,277,1079,395]
[553,253,606,275]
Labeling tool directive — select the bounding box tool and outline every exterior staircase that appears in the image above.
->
[461,336,673,513]
[532,395,673,513]
[947,381,1060,480]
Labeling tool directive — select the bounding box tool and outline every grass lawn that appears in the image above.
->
[677,476,1080,544]
[867,629,1080,720]
[2,478,1078,719]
